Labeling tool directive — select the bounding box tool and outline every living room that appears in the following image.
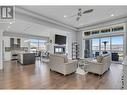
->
[0,4,127,93]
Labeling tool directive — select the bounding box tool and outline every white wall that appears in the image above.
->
[3,36,11,61]
[0,30,3,70]
[76,31,84,59]
[0,23,9,70]
[67,31,77,58]
[124,23,127,57]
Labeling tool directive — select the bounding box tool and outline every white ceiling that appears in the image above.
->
[5,19,52,36]
[5,18,71,37]
[18,6,127,28]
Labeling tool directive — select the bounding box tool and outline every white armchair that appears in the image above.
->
[85,54,111,75]
[49,54,78,75]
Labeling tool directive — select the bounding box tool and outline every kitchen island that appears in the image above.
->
[18,52,35,65]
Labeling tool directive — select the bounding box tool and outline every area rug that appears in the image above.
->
[42,59,49,63]
[76,67,87,75]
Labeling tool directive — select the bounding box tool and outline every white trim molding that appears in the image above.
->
[3,31,49,40]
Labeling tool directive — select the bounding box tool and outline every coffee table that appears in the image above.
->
[76,58,90,75]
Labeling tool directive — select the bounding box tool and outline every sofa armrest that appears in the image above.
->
[68,59,78,63]
[64,60,78,74]
[64,59,77,64]
[86,60,103,65]
[64,60,77,68]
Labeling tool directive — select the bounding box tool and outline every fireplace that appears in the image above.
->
[54,46,65,54]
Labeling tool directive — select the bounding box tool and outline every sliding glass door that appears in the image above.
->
[101,37,110,54]
[92,38,100,58]
[91,36,123,62]
[111,36,123,62]
[30,39,47,52]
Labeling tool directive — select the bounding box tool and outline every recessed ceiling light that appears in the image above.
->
[10,22,12,24]
[111,14,114,17]
[64,15,67,18]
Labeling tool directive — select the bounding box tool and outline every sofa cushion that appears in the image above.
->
[101,56,110,64]
[57,54,68,63]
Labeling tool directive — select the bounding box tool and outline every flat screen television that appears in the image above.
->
[55,34,66,45]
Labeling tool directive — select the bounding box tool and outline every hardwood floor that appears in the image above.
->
[0,60,123,89]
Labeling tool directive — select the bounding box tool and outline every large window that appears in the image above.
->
[30,39,47,52]
[111,36,123,51]
[92,38,99,51]
[111,36,123,61]
[92,38,100,58]
[91,36,124,62]
[101,37,110,54]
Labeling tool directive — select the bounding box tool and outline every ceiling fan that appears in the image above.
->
[66,8,94,21]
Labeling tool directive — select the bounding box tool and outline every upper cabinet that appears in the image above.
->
[10,38,21,49]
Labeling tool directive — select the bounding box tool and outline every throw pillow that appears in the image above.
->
[97,55,103,63]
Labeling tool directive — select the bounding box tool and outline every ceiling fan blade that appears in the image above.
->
[66,8,82,18]
[83,9,93,14]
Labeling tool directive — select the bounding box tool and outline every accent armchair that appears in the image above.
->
[49,54,78,75]
[85,54,111,75]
